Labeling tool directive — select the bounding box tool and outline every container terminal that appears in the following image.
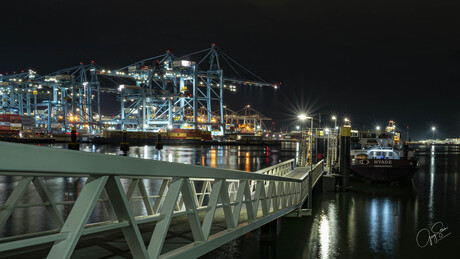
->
[0,44,280,145]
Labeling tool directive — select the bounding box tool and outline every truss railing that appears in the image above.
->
[0,141,323,259]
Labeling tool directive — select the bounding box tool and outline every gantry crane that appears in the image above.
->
[0,63,102,132]
[223,105,272,134]
[97,44,278,135]
[0,44,278,135]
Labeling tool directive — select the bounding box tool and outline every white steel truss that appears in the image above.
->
[0,142,323,259]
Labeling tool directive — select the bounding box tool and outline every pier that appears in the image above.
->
[0,141,324,258]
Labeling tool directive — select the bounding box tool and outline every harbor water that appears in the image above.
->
[206,144,460,258]
[1,144,459,258]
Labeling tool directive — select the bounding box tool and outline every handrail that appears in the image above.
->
[255,159,295,177]
[0,141,324,259]
[0,141,299,182]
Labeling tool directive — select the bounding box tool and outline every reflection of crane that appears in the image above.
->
[223,105,271,134]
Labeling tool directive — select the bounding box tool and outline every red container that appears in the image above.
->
[10,115,21,123]
[0,115,10,121]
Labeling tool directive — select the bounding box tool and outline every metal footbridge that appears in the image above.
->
[0,141,324,258]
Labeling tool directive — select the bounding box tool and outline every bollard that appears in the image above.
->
[120,129,129,155]
[339,126,351,190]
[156,133,163,150]
[68,127,80,150]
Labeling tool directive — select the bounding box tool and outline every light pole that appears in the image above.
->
[298,113,314,210]
[298,114,313,168]
[432,126,436,140]
[325,128,330,170]
[332,116,337,132]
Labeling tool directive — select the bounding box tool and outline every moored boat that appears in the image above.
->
[351,147,419,183]
[350,121,419,183]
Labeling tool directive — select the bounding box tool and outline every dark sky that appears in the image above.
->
[1,0,460,139]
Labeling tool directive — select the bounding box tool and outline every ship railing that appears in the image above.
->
[0,141,322,259]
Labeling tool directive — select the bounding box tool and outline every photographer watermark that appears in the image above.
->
[416,221,451,248]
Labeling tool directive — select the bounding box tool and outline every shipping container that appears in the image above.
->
[55,75,72,80]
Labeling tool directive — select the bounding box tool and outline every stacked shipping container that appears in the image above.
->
[0,114,22,135]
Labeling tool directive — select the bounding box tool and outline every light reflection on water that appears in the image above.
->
[266,145,458,259]
[429,144,436,223]
[318,203,338,259]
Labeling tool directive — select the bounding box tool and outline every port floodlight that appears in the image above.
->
[344,118,349,122]
[296,125,300,130]
[376,126,380,130]
[297,114,312,121]
[332,116,336,120]
[432,126,436,131]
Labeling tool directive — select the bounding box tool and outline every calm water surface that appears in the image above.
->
[1,144,459,258]
[196,144,460,258]
[243,144,460,259]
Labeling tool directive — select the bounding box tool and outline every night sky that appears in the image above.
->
[1,0,460,140]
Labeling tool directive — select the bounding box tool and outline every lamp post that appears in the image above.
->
[332,116,337,132]
[298,113,314,209]
[432,126,436,140]
[298,114,313,169]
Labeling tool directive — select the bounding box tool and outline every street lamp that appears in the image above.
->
[296,125,300,130]
[298,114,310,121]
[376,126,380,131]
[298,114,313,169]
[298,113,314,209]
[432,126,436,139]
[331,116,337,131]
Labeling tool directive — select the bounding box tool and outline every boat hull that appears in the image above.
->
[350,159,419,183]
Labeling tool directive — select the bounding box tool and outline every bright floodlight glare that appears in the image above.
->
[296,126,300,130]
[298,114,307,120]
[344,118,349,122]
[332,116,336,120]
[376,126,380,130]
[432,126,436,131]
[297,114,312,120]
